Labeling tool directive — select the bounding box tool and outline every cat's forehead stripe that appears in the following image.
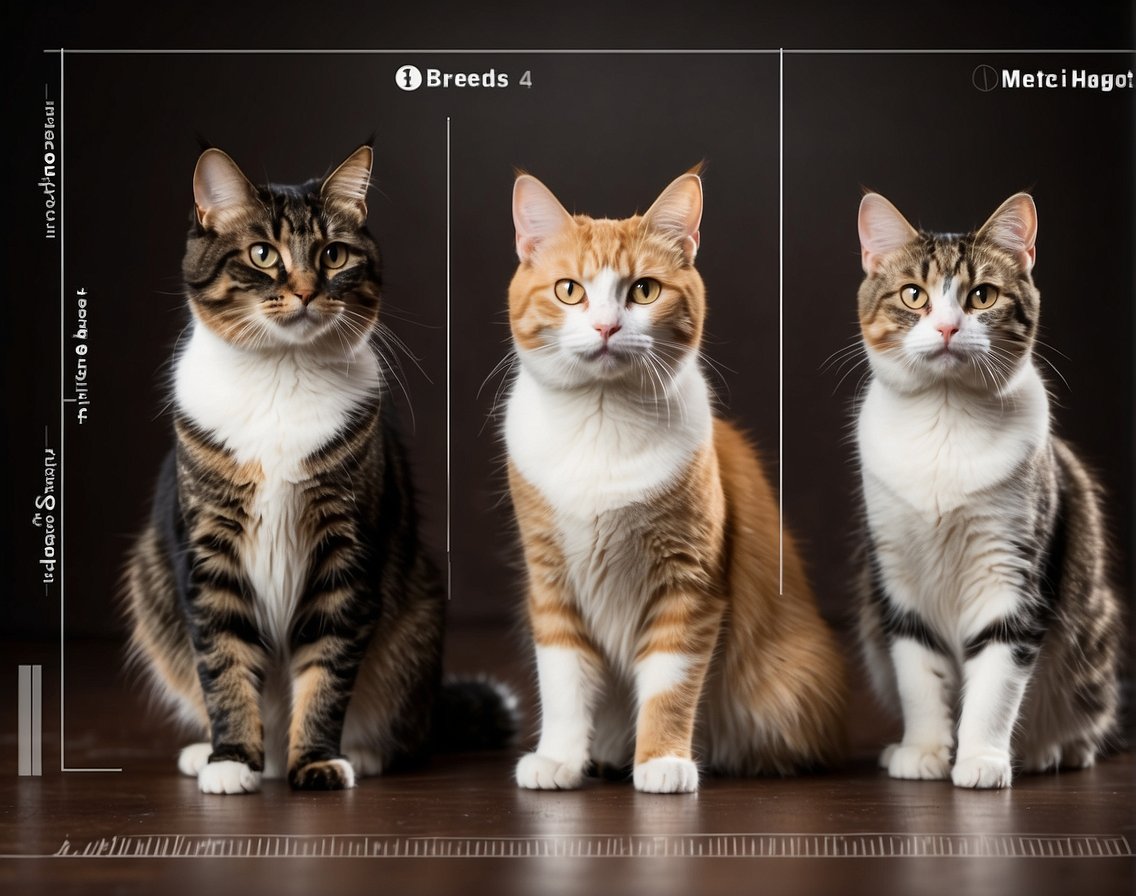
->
[584,268,624,305]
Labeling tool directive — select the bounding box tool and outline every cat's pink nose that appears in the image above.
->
[290,274,318,306]
[596,322,622,342]
[937,324,958,345]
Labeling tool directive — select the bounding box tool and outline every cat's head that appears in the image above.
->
[507,171,705,391]
[183,145,381,353]
[856,192,1040,393]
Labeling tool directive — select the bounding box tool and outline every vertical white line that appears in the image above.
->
[446,116,452,600]
[32,665,42,775]
[58,46,66,770]
[51,54,118,775]
[778,47,784,595]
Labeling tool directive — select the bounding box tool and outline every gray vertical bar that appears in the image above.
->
[18,665,31,775]
[32,665,43,775]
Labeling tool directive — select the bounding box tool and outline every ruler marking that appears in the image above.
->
[45,833,1134,859]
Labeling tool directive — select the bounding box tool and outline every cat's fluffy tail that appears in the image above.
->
[432,677,520,751]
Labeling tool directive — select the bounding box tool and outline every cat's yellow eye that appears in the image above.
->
[899,284,928,310]
[628,278,661,305]
[554,279,586,305]
[967,284,1000,310]
[249,243,280,269]
[322,242,349,270]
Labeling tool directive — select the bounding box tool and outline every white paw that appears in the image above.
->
[633,757,699,794]
[344,747,384,778]
[198,760,262,794]
[952,753,1012,789]
[883,743,952,780]
[515,753,586,790]
[177,742,212,778]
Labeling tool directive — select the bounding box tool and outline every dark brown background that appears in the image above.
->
[3,4,1132,654]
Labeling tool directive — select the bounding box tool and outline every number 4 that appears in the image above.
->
[520,70,532,88]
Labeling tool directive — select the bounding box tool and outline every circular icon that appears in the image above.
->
[972,65,999,92]
[395,65,423,91]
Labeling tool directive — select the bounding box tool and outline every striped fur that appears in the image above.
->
[505,173,847,794]
[854,192,1123,789]
[125,147,510,794]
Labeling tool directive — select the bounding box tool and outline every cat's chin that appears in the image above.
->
[263,317,345,350]
[576,351,652,385]
[919,347,970,372]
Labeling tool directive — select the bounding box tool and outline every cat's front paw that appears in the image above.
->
[177,742,212,778]
[633,756,699,794]
[515,752,586,790]
[952,752,1012,789]
[289,758,356,791]
[198,760,262,794]
[882,743,952,780]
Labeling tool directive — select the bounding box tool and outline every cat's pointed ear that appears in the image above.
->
[643,173,702,262]
[513,175,574,263]
[858,193,918,274]
[321,145,373,222]
[977,192,1037,271]
[193,148,257,230]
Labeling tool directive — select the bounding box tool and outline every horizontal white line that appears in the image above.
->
[42,48,1136,55]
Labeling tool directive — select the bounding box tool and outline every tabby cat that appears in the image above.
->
[125,145,512,794]
[855,191,1123,789]
[504,171,847,793]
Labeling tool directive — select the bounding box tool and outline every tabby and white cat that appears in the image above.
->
[125,145,512,794]
[504,171,847,793]
[855,192,1122,789]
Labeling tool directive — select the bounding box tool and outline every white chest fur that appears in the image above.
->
[505,359,712,518]
[174,323,382,646]
[506,358,712,669]
[857,364,1050,641]
[857,365,1049,521]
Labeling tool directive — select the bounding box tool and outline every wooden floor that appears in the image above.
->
[2,629,1132,895]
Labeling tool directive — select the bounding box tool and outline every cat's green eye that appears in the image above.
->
[628,278,662,305]
[249,243,280,269]
[554,279,586,305]
[322,242,350,270]
[898,284,928,310]
[967,284,1000,310]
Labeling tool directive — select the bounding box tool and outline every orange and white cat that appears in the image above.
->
[503,171,846,793]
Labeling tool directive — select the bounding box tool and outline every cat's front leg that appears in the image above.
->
[630,595,722,794]
[286,594,379,791]
[884,638,956,781]
[516,585,602,790]
[511,463,602,791]
[952,607,1038,789]
[517,644,603,789]
[184,558,268,795]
